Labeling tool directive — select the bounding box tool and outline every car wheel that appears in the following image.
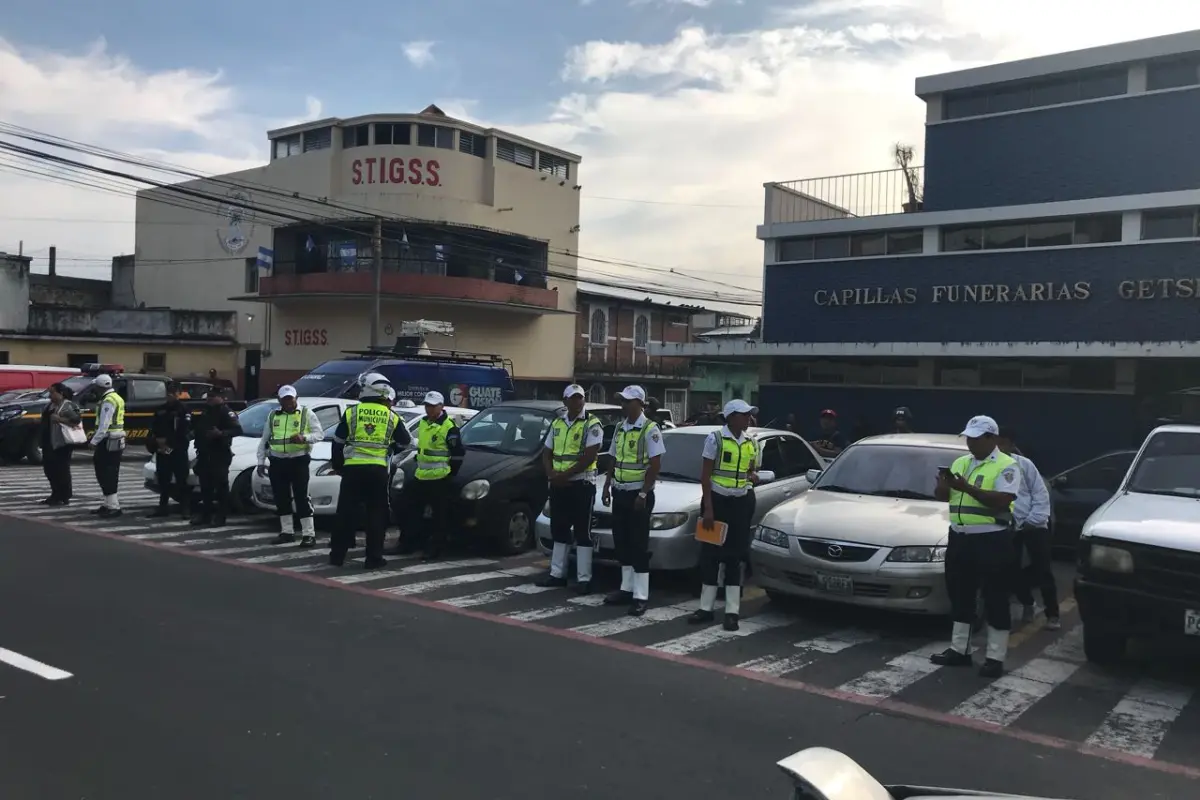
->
[497,503,534,555]
[24,435,43,466]
[1083,624,1127,664]
[229,469,253,514]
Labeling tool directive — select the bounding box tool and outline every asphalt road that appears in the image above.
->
[0,516,1193,800]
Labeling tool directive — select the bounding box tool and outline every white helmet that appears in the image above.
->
[357,371,392,398]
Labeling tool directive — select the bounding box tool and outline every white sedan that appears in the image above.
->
[533,426,823,571]
[141,397,357,513]
[250,406,478,517]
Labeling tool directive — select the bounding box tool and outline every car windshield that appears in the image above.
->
[237,400,281,438]
[1127,431,1200,497]
[291,360,368,398]
[459,407,553,456]
[654,432,709,482]
[815,443,965,500]
[60,376,94,397]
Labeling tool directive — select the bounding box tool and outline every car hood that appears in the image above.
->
[0,399,48,415]
[1084,490,1200,549]
[761,489,949,547]
[592,480,702,512]
[398,447,531,486]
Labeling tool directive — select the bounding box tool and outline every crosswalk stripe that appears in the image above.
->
[570,603,695,637]
[501,594,608,622]
[837,641,947,698]
[439,583,556,608]
[737,629,880,676]
[329,558,496,585]
[1087,679,1195,758]
[240,548,335,564]
[950,656,1082,726]
[646,612,794,654]
[382,565,543,596]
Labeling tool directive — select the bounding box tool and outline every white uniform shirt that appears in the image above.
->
[702,426,760,498]
[606,413,666,491]
[257,405,327,467]
[543,410,606,483]
[1011,452,1051,530]
[949,447,1021,533]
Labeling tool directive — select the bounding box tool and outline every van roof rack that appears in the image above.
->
[340,346,514,374]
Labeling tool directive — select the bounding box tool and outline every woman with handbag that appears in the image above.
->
[40,382,83,506]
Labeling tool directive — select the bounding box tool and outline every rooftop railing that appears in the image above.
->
[765,166,924,225]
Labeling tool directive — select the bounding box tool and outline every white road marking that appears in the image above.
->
[240,548,339,564]
[0,647,72,681]
[161,538,221,547]
[501,594,607,622]
[646,612,794,654]
[329,558,495,585]
[950,657,1081,726]
[570,603,695,637]
[1086,679,1194,758]
[1041,626,1085,663]
[439,583,556,608]
[284,563,329,573]
[837,641,948,698]
[737,629,879,677]
[382,565,542,596]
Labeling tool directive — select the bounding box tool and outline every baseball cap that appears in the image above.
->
[423,390,445,406]
[92,374,113,389]
[894,406,912,419]
[722,399,758,417]
[616,385,646,403]
[277,385,298,399]
[961,415,999,439]
[563,384,586,399]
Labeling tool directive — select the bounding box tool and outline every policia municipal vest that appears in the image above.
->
[550,414,601,474]
[343,403,399,468]
[100,390,126,438]
[267,408,312,456]
[416,416,457,481]
[613,421,661,486]
[947,452,1016,531]
[711,434,758,492]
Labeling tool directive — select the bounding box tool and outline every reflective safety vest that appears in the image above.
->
[415,416,457,481]
[343,403,398,468]
[948,452,1016,531]
[268,407,312,456]
[100,390,126,437]
[550,414,601,473]
[711,434,758,491]
[613,421,660,485]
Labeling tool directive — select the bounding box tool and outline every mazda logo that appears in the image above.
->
[826,544,843,558]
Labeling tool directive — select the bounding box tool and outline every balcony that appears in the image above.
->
[574,347,692,379]
[765,166,925,225]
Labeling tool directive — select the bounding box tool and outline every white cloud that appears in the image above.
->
[402,41,436,68]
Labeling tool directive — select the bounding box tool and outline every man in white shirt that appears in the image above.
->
[998,427,1059,630]
[257,385,327,547]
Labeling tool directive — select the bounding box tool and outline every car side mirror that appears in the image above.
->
[806,468,823,484]
[1051,474,1068,489]
[757,470,776,485]
[777,748,892,800]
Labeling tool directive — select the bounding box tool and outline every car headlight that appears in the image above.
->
[886,546,947,563]
[650,512,690,530]
[0,408,21,422]
[754,525,790,549]
[461,479,490,500]
[314,462,335,477]
[1089,543,1134,573]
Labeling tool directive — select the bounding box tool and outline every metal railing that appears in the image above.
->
[765,167,924,224]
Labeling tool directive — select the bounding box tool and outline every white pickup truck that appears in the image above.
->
[1075,424,1200,663]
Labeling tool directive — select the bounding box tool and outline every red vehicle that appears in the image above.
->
[0,364,81,393]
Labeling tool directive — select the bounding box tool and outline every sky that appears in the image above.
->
[2,0,1200,309]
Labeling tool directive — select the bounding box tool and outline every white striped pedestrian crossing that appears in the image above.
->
[501,594,607,622]
[1087,680,1195,758]
[439,583,555,608]
[383,566,543,596]
[950,657,1082,727]
[837,641,947,699]
[737,630,879,677]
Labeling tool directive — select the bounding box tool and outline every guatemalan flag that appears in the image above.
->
[256,246,274,276]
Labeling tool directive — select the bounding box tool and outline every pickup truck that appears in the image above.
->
[0,372,247,465]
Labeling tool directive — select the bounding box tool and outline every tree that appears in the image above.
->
[893,143,923,213]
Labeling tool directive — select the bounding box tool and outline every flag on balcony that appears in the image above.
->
[401,230,410,251]
[434,244,444,261]
[305,234,315,253]
[255,246,274,277]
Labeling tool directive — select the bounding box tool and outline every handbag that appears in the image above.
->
[60,423,86,445]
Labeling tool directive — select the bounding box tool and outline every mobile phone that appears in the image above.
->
[936,466,952,477]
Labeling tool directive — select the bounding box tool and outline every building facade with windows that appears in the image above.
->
[133,104,581,397]
[656,30,1200,472]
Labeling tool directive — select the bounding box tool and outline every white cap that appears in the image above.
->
[722,399,758,417]
[960,415,999,439]
[277,385,298,399]
[92,374,113,389]
[563,383,585,399]
[616,385,646,403]
[424,390,445,406]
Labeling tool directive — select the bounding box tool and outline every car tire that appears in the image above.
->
[24,435,43,466]
[497,502,534,555]
[229,469,253,514]
[1083,623,1127,664]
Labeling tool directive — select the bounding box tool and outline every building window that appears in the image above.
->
[303,127,332,152]
[67,354,98,369]
[934,358,1116,391]
[0,350,8,364]
[375,123,412,145]
[942,214,1122,252]
[143,352,167,373]
[417,124,453,149]
[459,132,487,158]
[273,134,301,159]
[770,359,919,386]
[634,315,650,351]
[343,125,370,148]
[1142,207,1200,240]
[497,138,536,169]
[589,308,608,350]
[777,228,924,262]
[587,383,607,404]
[777,238,814,262]
[244,257,259,293]
[539,153,569,179]
[942,67,1127,120]
[1147,56,1200,91]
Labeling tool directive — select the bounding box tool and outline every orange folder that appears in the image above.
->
[695,519,729,546]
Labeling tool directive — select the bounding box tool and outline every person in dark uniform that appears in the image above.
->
[394,390,465,561]
[330,373,410,568]
[809,409,846,459]
[892,407,915,433]
[190,387,243,527]
[149,382,192,518]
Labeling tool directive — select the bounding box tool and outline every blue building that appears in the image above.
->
[658,30,1200,473]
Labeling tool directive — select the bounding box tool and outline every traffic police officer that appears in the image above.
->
[89,373,126,518]
[538,384,605,593]
[691,399,761,631]
[396,390,464,561]
[931,415,1021,678]
[190,387,243,527]
[258,385,326,547]
[602,385,664,617]
[330,373,410,568]
[149,381,192,518]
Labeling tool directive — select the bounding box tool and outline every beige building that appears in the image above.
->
[133,104,582,396]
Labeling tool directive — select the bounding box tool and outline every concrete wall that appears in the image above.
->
[0,255,30,332]
[27,307,236,339]
[0,338,236,377]
[29,275,111,309]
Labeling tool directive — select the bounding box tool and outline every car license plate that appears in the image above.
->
[817,573,853,595]
[1185,610,1200,636]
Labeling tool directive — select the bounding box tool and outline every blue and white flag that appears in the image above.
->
[305,234,316,253]
[256,246,274,276]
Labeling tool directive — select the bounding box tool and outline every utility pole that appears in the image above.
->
[370,217,383,349]
[48,245,56,279]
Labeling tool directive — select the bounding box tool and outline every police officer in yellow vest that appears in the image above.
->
[258,385,326,547]
[88,372,126,517]
[691,399,762,631]
[930,415,1021,678]
[602,385,665,616]
[329,373,411,569]
[538,384,605,593]
[396,390,464,562]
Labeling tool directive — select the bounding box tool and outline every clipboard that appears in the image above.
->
[695,519,729,546]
